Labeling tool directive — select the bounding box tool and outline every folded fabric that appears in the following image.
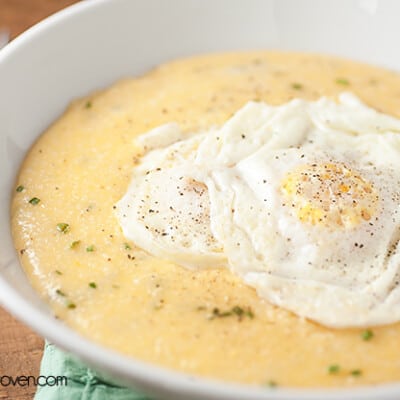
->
[35,342,151,400]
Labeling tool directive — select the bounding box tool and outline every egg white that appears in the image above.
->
[116,93,400,327]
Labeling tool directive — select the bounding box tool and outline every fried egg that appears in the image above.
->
[116,93,400,327]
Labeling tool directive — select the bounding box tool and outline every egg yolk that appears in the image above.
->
[281,162,378,228]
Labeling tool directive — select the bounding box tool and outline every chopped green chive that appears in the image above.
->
[29,197,40,205]
[335,78,350,86]
[67,302,76,309]
[56,223,70,233]
[124,242,132,250]
[211,308,229,318]
[16,185,24,192]
[89,282,97,289]
[232,305,254,319]
[70,240,81,249]
[291,82,303,90]
[55,270,63,275]
[210,306,255,320]
[85,100,92,109]
[266,380,277,388]
[361,329,374,341]
[86,245,95,252]
[328,364,340,374]
[55,289,66,297]
[350,369,362,377]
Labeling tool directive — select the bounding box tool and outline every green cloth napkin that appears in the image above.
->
[35,342,151,400]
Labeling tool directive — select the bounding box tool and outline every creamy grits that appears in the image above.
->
[11,52,400,387]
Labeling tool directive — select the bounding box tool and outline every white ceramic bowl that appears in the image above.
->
[1,1,400,399]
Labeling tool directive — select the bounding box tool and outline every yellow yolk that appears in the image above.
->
[281,162,378,228]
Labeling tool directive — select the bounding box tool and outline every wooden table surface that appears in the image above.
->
[0,2,80,399]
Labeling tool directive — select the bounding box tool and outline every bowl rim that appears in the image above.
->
[1,1,400,399]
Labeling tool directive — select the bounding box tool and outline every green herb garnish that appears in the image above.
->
[56,289,66,297]
[328,364,340,374]
[16,185,24,192]
[350,369,362,377]
[124,242,132,250]
[266,380,277,388]
[231,305,254,319]
[210,306,254,321]
[89,282,97,289]
[86,245,95,252]
[291,83,303,90]
[361,329,374,341]
[70,240,81,249]
[85,100,92,109]
[67,302,76,309]
[29,197,40,205]
[56,223,70,233]
[55,270,63,275]
[335,78,350,86]
[212,308,231,318]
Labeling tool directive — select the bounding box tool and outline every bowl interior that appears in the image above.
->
[2,0,400,399]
